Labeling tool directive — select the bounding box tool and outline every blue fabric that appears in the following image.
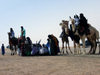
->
[1,46,5,55]
[31,47,39,55]
[10,31,15,38]
[46,42,51,55]
[21,28,26,37]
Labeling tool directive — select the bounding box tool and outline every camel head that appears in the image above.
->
[59,23,63,26]
[8,32,11,39]
[59,20,69,35]
[60,20,69,27]
[62,20,69,26]
[8,32,11,36]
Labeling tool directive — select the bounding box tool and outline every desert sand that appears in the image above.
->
[0,47,100,75]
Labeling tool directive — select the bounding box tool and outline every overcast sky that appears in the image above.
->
[0,0,100,47]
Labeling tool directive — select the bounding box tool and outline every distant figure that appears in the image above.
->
[1,44,5,55]
[26,37,32,45]
[48,34,60,55]
[24,37,32,56]
[79,13,90,35]
[10,28,15,38]
[21,26,26,40]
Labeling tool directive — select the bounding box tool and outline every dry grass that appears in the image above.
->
[0,47,100,75]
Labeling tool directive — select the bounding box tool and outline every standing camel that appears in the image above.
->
[60,26,73,54]
[60,18,99,54]
[70,17,99,54]
[60,20,81,54]
[8,32,18,55]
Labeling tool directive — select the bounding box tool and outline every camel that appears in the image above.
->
[8,32,29,56]
[70,17,100,54]
[60,26,73,54]
[60,18,99,54]
[8,32,18,55]
[60,20,81,54]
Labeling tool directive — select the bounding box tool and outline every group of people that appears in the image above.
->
[31,34,60,56]
[1,13,89,56]
[10,26,26,40]
[71,13,90,35]
[60,13,90,39]
[19,34,60,56]
[1,26,26,56]
[4,25,60,56]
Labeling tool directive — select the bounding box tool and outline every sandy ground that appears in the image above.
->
[0,47,100,75]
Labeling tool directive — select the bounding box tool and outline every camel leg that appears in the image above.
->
[92,46,95,54]
[96,36,100,54]
[15,45,17,55]
[74,41,77,54]
[87,38,93,54]
[88,44,93,54]
[11,46,14,55]
[93,34,97,54]
[12,46,14,55]
[65,43,69,54]
[68,41,73,54]
[95,39,97,53]
[90,34,97,54]
[99,44,100,54]
[11,49,13,55]
[10,45,13,55]
[92,40,97,54]
[81,35,86,54]
[95,42,97,53]
[77,43,81,54]
[61,41,64,54]
[90,42,95,54]
[90,41,95,54]
[98,38,100,54]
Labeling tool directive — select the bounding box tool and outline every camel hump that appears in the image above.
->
[88,24,99,40]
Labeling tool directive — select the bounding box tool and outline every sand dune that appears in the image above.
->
[0,47,100,75]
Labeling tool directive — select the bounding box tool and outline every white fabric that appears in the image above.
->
[74,18,79,26]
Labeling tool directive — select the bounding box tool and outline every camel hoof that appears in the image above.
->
[66,52,69,55]
[63,51,64,54]
[71,52,73,54]
[13,53,14,55]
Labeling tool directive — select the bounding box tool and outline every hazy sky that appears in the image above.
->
[0,0,100,47]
